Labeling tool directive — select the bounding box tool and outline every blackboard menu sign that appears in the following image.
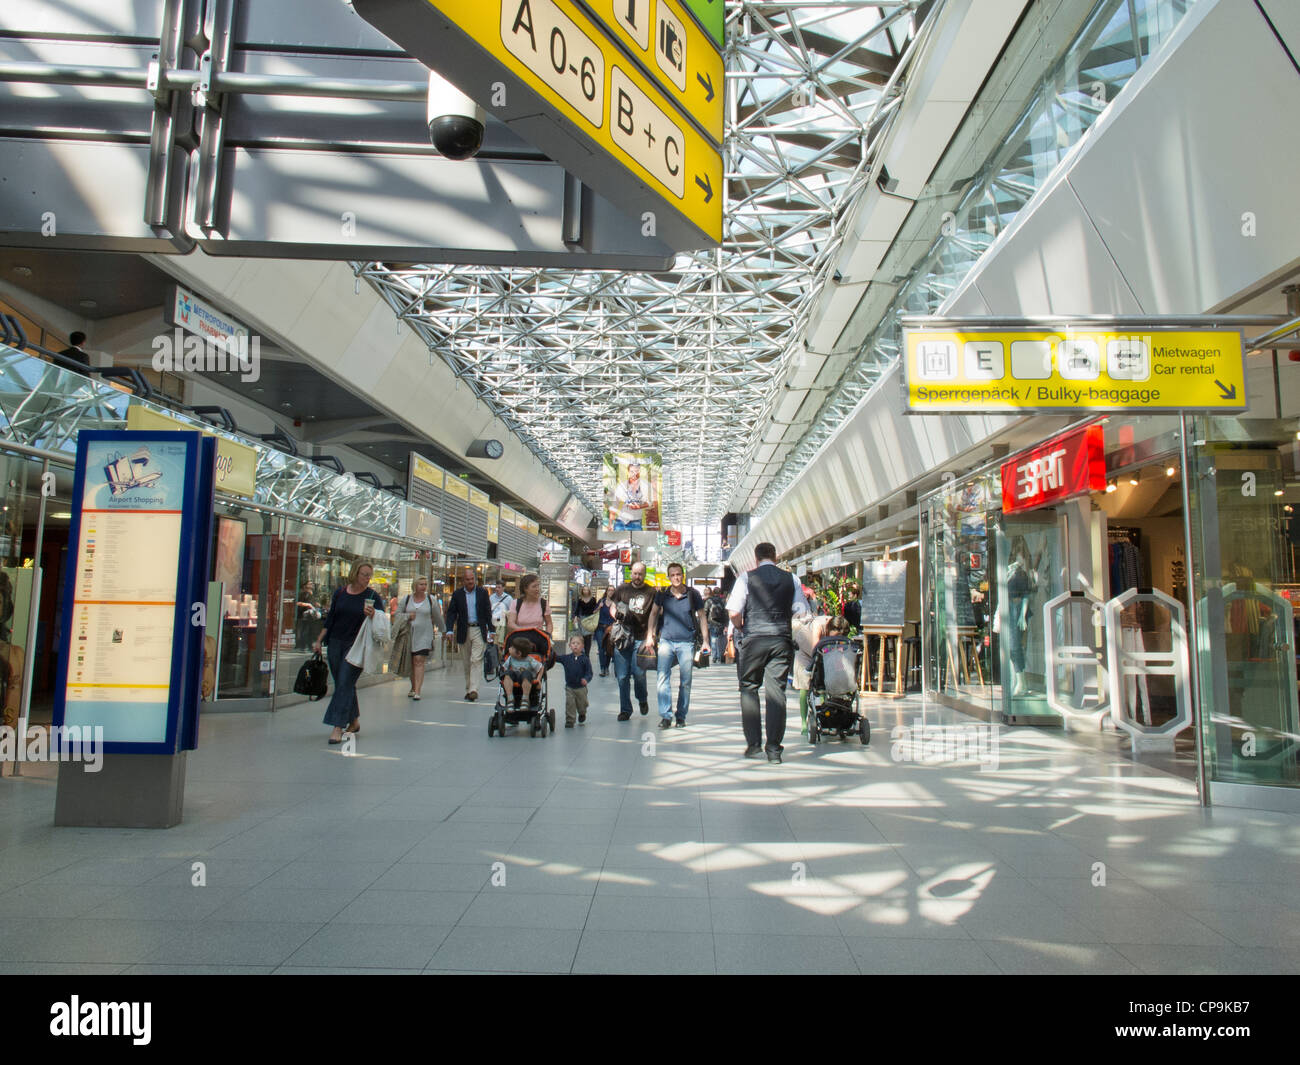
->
[861,560,908,629]
[955,584,976,627]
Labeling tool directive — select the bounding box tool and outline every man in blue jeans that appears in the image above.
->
[612,562,656,720]
[649,563,708,729]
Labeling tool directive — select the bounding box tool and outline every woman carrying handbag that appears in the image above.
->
[314,560,385,744]
[573,583,599,661]
[398,576,443,700]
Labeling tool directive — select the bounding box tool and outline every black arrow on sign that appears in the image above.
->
[1215,379,1237,400]
[695,173,713,202]
[696,70,714,102]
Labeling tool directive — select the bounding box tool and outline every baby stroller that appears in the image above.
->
[807,636,869,745]
[488,628,556,738]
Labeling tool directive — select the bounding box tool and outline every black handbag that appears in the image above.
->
[293,652,329,700]
[483,640,500,680]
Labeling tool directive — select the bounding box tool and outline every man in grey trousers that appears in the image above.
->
[727,542,810,763]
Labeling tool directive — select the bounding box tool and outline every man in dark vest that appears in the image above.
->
[727,542,810,763]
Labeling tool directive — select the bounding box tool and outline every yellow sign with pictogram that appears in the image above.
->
[588,0,724,143]
[903,329,1247,413]
[353,0,722,246]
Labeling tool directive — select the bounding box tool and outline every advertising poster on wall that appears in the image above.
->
[602,452,662,533]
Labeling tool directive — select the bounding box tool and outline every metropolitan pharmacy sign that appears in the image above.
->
[903,327,1246,413]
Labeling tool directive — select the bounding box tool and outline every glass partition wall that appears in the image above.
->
[1187,415,1300,799]
[923,471,1000,719]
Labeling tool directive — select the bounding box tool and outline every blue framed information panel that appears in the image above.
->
[53,430,217,755]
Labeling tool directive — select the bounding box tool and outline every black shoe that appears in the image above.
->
[675,719,686,728]
[565,722,575,728]
[579,713,586,724]
[658,717,674,730]
[744,744,763,758]
[599,671,608,677]
[617,712,631,721]
[766,747,783,764]
[639,701,649,716]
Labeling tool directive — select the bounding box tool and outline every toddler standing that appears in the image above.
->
[556,635,593,727]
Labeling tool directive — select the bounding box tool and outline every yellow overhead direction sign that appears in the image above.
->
[495,0,722,237]
[904,329,1247,413]
[586,0,724,144]
[353,0,723,248]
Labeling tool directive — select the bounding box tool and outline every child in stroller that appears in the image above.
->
[488,628,557,738]
[807,619,869,745]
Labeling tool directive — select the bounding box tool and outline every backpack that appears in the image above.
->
[293,651,329,700]
[707,598,728,628]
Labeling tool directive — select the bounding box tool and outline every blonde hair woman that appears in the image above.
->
[314,560,384,743]
[400,575,444,700]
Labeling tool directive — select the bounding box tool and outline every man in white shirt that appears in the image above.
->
[727,542,810,763]
[489,581,514,642]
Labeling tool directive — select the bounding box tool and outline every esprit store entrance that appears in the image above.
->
[994,418,1197,779]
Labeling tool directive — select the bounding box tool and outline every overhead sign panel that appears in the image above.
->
[903,329,1247,413]
[585,0,724,143]
[354,0,722,248]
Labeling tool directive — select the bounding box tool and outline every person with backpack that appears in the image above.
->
[706,588,729,665]
[506,573,553,637]
[610,562,656,720]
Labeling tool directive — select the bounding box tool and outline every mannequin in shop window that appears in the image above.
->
[1005,536,1037,696]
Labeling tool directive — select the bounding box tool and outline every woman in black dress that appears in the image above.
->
[313,560,384,743]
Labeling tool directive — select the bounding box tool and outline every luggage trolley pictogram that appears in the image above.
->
[1042,589,1110,729]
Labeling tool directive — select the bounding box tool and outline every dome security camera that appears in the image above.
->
[427,71,485,161]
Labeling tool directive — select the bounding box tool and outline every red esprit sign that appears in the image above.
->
[666,530,682,547]
[1001,424,1105,513]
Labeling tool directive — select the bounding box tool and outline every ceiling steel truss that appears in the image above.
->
[357,1,926,527]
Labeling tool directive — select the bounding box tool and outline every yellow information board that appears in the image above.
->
[904,329,1247,413]
[410,453,445,489]
[444,475,470,501]
[586,0,724,144]
[436,0,722,242]
[126,406,258,498]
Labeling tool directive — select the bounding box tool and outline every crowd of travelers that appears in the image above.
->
[313,551,863,762]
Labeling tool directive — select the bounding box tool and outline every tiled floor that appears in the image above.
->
[1,663,1298,974]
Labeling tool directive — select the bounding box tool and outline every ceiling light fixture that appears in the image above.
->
[1128,474,1139,486]
[1166,466,1176,477]
[1105,482,1117,494]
